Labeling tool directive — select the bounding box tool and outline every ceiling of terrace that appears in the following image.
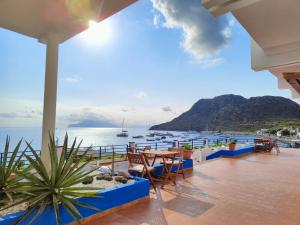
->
[0,0,136,43]
[233,0,300,56]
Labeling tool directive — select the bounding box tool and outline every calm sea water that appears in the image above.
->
[0,127,254,152]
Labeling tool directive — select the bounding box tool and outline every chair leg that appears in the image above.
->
[276,144,280,154]
[181,163,185,179]
[147,170,156,191]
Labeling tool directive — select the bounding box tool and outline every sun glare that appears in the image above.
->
[82,19,112,46]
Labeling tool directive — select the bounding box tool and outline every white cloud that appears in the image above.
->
[151,0,232,65]
[153,14,161,28]
[0,113,18,118]
[136,91,148,99]
[121,107,135,112]
[62,76,82,83]
[189,57,225,68]
[56,103,186,128]
[0,98,43,127]
[0,98,186,128]
[162,106,173,112]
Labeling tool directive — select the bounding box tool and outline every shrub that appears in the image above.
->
[281,129,290,136]
[181,144,193,150]
[229,139,237,145]
[0,137,26,207]
[82,176,94,185]
[2,134,101,225]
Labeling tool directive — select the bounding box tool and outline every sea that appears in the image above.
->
[0,127,254,152]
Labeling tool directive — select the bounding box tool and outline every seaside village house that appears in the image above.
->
[3,1,300,225]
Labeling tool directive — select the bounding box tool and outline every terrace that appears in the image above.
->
[1,0,300,224]
[85,148,300,225]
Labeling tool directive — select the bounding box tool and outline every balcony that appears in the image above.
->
[86,148,300,225]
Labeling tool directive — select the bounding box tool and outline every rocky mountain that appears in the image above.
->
[150,95,300,132]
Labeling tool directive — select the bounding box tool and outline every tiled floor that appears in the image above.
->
[86,148,300,225]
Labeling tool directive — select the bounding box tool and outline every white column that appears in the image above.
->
[41,38,59,168]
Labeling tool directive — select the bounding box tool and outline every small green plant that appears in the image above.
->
[82,176,94,185]
[181,144,193,150]
[229,139,237,145]
[281,129,290,136]
[16,160,26,171]
[0,137,26,207]
[3,134,101,225]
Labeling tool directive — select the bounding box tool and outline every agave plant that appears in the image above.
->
[9,134,100,225]
[0,137,25,207]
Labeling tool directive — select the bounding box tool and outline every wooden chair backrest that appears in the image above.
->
[128,152,151,166]
[127,153,143,165]
[143,146,151,151]
[168,148,183,158]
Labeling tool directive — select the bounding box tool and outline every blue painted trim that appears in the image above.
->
[206,146,254,160]
[0,177,149,225]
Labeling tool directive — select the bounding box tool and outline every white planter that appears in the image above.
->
[193,150,202,162]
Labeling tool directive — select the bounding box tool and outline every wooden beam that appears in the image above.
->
[283,72,300,95]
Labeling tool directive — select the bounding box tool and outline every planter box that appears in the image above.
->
[206,146,255,160]
[0,177,150,225]
[178,149,193,159]
[228,143,236,151]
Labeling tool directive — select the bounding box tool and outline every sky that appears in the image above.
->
[0,0,296,128]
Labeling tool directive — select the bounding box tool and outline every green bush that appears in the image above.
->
[281,129,290,136]
[181,144,193,150]
[0,137,27,207]
[2,134,101,225]
[229,139,237,145]
[82,176,94,185]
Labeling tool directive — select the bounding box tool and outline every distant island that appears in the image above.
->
[150,94,300,132]
[68,119,117,128]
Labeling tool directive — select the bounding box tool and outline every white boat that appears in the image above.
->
[116,119,128,137]
[117,131,128,137]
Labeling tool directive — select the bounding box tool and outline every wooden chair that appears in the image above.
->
[127,153,156,191]
[162,149,185,186]
[173,149,186,178]
[268,140,280,154]
[136,145,151,153]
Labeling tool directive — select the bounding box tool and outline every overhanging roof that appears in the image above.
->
[203,0,300,98]
[0,0,137,43]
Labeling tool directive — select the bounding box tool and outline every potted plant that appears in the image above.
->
[180,144,193,159]
[228,140,237,151]
[1,134,100,225]
[0,137,26,208]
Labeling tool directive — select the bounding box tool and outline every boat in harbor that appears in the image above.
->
[116,131,128,137]
[116,119,128,137]
[146,138,155,141]
[132,135,144,139]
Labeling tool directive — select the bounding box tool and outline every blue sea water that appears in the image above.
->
[0,127,254,152]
